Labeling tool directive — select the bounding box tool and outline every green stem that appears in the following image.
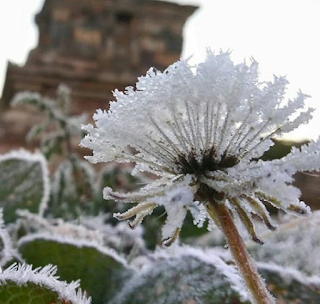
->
[207,201,275,304]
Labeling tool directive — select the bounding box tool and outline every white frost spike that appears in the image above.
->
[0,263,91,304]
[81,50,320,245]
[0,149,50,216]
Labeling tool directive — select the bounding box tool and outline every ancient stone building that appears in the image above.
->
[0,0,197,152]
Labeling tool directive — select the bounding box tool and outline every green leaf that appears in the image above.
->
[0,263,90,304]
[109,246,320,304]
[259,263,320,304]
[0,150,49,223]
[249,211,320,276]
[18,234,133,304]
[110,247,250,304]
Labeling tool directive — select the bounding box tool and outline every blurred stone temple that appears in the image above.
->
[0,0,197,152]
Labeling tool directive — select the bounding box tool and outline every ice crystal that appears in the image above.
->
[0,263,91,304]
[81,51,320,245]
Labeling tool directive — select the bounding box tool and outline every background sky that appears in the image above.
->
[1,0,319,140]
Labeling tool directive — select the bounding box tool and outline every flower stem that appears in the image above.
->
[207,201,275,304]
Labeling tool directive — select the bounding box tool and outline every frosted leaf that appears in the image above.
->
[256,262,320,302]
[18,233,133,304]
[0,149,50,223]
[0,263,91,304]
[249,211,320,276]
[110,246,250,304]
[81,50,320,245]
[18,232,128,267]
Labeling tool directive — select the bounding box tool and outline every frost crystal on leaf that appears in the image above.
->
[0,263,91,304]
[81,50,320,245]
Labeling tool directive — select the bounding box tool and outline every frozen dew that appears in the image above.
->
[81,50,320,246]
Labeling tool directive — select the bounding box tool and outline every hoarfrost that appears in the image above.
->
[0,263,91,304]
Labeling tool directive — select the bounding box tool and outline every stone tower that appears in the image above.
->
[1,0,197,112]
[0,0,197,152]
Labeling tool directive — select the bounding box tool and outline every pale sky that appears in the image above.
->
[1,0,319,140]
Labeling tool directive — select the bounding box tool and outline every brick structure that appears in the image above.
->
[0,0,197,152]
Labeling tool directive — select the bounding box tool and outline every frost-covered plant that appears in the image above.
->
[11,85,95,219]
[11,86,140,219]
[11,84,86,159]
[81,51,320,304]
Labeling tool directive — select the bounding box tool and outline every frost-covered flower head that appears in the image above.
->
[81,51,320,246]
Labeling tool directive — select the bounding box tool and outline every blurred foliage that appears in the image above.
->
[11,86,141,220]
[261,138,309,160]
